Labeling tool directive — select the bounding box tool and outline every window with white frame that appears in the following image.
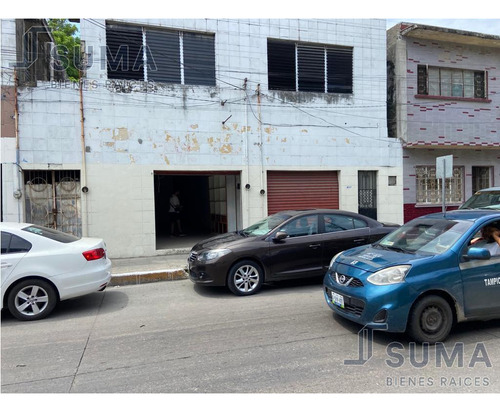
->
[415,166,464,204]
[106,23,216,86]
[417,65,486,99]
[267,39,353,94]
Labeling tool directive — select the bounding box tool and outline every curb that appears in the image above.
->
[110,268,189,286]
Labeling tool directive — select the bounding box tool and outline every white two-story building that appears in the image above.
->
[1,18,402,257]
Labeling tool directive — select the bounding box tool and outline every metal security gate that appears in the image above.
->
[267,171,339,215]
[358,171,377,220]
[24,170,82,237]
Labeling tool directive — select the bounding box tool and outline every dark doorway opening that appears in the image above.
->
[154,174,211,240]
[154,172,241,250]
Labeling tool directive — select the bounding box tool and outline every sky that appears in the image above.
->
[3,1,500,37]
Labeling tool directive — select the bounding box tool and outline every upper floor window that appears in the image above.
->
[417,65,486,99]
[106,23,215,86]
[267,39,353,94]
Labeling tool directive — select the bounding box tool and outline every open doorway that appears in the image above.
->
[154,172,241,250]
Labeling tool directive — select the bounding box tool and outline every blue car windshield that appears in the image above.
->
[242,213,292,236]
[377,218,474,255]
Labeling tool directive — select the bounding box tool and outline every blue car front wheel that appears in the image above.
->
[407,295,453,344]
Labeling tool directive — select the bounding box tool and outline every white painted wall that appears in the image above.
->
[1,19,403,257]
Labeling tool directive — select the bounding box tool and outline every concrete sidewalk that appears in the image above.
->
[109,252,190,286]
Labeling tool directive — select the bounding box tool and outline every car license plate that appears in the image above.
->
[331,291,344,308]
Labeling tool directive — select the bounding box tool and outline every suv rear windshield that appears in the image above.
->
[460,190,500,209]
[22,225,79,243]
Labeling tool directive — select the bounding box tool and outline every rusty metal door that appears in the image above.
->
[24,170,82,237]
[267,171,339,215]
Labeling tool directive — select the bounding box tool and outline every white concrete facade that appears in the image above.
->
[1,19,403,257]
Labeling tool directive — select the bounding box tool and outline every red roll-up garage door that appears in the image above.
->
[267,171,339,215]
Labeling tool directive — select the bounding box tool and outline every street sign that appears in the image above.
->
[436,155,453,213]
[436,155,453,179]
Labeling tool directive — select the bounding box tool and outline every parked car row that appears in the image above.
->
[2,202,500,344]
[189,208,500,343]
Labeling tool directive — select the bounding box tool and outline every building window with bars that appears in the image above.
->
[106,23,216,86]
[417,65,486,99]
[415,166,464,205]
[267,39,353,94]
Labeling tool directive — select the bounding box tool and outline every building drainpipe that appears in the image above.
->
[244,78,250,226]
[13,69,22,222]
[256,84,265,204]
[79,75,88,236]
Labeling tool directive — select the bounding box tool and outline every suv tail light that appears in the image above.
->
[83,248,106,261]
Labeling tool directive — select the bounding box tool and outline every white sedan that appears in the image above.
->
[1,222,112,321]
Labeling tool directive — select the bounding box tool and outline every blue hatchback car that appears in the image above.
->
[323,210,500,343]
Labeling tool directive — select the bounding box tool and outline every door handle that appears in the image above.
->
[353,239,366,243]
[309,244,321,249]
[1,263,13,269]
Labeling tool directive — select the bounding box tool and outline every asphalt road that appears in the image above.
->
[2,278,500,394]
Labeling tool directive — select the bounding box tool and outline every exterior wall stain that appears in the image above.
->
[269,90,353,105]
[220,144,232,154]
[182,134,200,152]
[112,127,130,141]
[239,126,251,133]
[164,133,201,152]
[207,136,239,154]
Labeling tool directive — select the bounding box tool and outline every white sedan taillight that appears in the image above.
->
[82,248,106,261]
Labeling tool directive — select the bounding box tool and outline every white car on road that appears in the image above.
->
[1,222,112,320]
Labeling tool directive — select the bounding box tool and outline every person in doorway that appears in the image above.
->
[169,190,186,237]
[470,224,500,256]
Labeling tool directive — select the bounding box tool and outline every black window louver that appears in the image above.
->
[106,24,144,80]
[268,39,353,94]
[267,40,296,90]
[105,23,215,86]
[183,32,216,86]
[327,47,353,94]
[298,44,325,92]
[146,29,181,84]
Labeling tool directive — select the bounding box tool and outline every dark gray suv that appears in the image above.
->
[460,187,500,210]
